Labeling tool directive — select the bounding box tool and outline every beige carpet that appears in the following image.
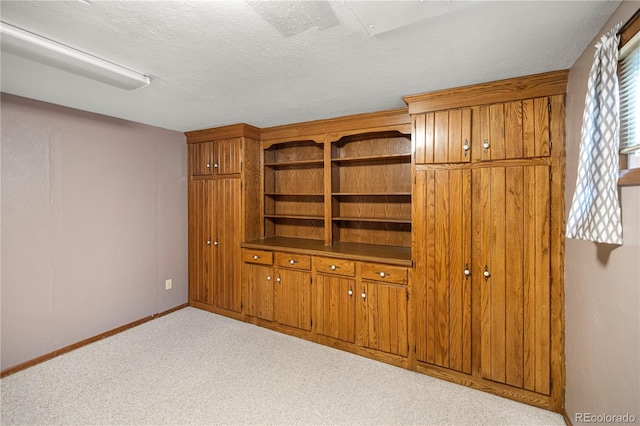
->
[1,307,565,425]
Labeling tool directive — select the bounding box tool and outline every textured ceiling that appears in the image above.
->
[0,1,621,132]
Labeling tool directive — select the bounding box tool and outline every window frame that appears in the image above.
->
[618,9,640,186]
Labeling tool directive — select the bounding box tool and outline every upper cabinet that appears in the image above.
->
[414,108,471,164]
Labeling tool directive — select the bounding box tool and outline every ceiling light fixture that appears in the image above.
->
[0,21,150,90]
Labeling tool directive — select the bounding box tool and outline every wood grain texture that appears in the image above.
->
[189,142,213,177]
[189,179,213,305]
[315,274,356,343]
[274,268,312,331]
[214,138,242,175]
[261,108,410,144]
[185,123,261,144]
[404,70,568,114]
[242,137,263,242]
[244,263,274,321]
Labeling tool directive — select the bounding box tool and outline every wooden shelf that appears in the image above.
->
[264,159,324,168]
[331,153,411,164]
[333,216,412,224]
[265,192,324,197]
[265,214,325,221]
[332,192,411,197]
[242,236,412,266]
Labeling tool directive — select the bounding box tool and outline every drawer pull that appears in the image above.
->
[483,140,490,151]
[253,255,260,260]
[330,265,339,271]
[289,259,297,265]
[378,271,388,278]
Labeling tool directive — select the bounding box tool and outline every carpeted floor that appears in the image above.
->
[1,307,565,425]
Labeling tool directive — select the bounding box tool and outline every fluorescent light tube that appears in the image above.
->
[0,21,150,90]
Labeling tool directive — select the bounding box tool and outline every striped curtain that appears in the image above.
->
[567,24,623,245]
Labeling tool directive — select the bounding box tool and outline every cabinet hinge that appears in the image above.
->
[550,379,553,390]
[549,171,553,181]
[550,277,553,286]
[548,102,551,112]
[310,318,313,328]
[310,277,312,285]
[549,140,553,151]
[406,291,409,301]
[240,181,243,189]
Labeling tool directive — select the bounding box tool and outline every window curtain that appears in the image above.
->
[567,24,623,245]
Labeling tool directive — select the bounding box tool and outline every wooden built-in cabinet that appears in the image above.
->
[407,71,566,411]
[186,124,261,318]
[187,71,567,413]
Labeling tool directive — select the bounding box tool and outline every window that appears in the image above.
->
[618,10,640,186]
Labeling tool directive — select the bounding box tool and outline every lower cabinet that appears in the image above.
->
[356,264,409,357]
[242,249,409,357]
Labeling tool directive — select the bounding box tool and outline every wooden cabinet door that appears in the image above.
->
[244,263,274,321]
[414,109,471,164]
[213,138,242,175]
[414,169,472,373]
[188,180,214,305]
[274,268,312,331]
[189,142,214,176]
[315,274,356,343]
[473,165,551,395]
[472,97,550,162]
[356,281,408,356]
[212,177,242,312]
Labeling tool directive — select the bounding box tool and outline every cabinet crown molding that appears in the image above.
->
[403,70,569,115]
[185,123,261,144]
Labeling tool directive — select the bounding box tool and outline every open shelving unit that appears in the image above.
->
[263,140,325,242]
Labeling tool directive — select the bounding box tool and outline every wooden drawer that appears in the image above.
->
[360,263,408,285]
[313,257,356,277]
[275,252,311,270]
[242,249,273,265]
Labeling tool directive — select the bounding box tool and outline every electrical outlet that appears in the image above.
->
[165,279,172,290]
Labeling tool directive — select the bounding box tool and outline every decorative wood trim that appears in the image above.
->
[260,108,411,143]
[619,167,640,186]
[563,409,574,426]
[0,304,189,378]
[403,70,569,114]
[185,123,261,144]
[619,8,640,48]
[189,300,245,321]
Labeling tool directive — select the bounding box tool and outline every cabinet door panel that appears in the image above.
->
[214,138,242,175]
[414,169,471,373]
[189,142,213,176]
[415,109,471,164]
[316,274,356,343]
[244,264,274,321]
[213,178,242,312]
[357,282,407,356]
[473,97,550,161]
[275,268,312,331]
[473,165,551,395]
[189,180,214,305]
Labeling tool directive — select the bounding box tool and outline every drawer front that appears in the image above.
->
[275,252,311,270]
[313,257,356,277]
[242,249,273,265]
[360,263,408,284]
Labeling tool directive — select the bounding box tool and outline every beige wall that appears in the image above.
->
[1,94,188,371]
[565,1,640,422]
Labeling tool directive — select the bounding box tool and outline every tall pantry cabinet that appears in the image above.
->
[406,71,566,411]
[186,124,261,318]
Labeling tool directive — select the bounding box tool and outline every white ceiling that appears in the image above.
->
[0,1,621,132]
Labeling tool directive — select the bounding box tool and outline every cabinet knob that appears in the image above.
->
[289,259,297,265]
[361,291,366,299]
[214,241,219,246]
[378,271,387,278]
[330,265,338,270]
[214,163,219,168]
[464,263,470,277]
[483,140,490,151]
[463,139,470,155]
[348,289,353,296]
[206,162,211,169]
[483,266,490,281]
[276,276,281,283]
[267,276,272,281]
[206,240,211,246]
[253,255,260,260]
